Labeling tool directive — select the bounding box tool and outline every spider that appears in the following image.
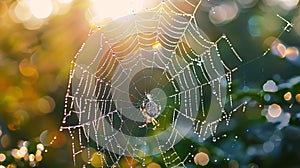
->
[139,93,161,130]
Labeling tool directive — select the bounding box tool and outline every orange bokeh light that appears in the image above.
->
[19,59,38,78]
[284,92,292,101]
[194,152,209,166]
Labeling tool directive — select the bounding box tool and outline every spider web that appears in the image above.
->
[60,0,294,167]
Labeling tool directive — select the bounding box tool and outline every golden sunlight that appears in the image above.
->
[29,0,53,19]
[89,0,143,22]
[152,41,162,49]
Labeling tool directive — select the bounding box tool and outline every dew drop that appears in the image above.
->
[212,137,216,142]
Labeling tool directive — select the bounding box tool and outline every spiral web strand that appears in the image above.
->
[60,0,293,167]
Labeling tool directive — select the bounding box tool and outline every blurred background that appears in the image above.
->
[0,0,299,167]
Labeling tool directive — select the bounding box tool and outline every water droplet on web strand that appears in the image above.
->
[212,137,216,142]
